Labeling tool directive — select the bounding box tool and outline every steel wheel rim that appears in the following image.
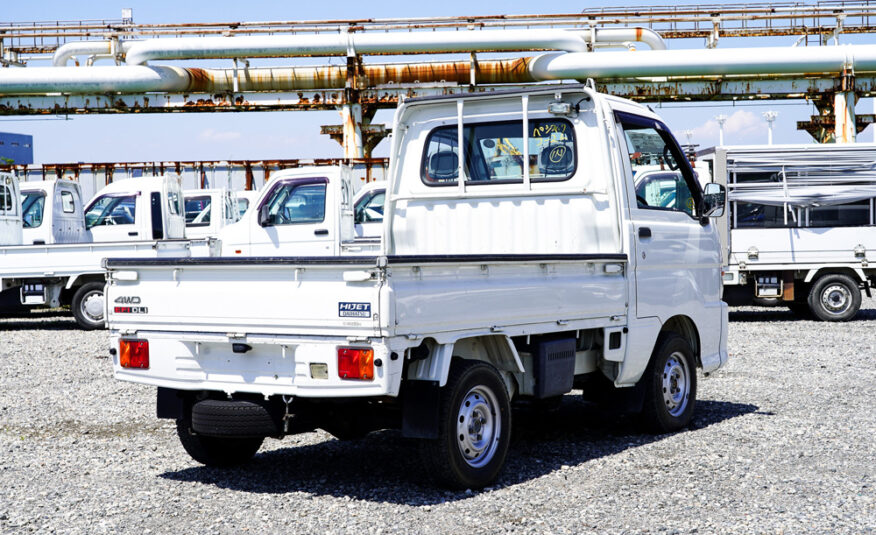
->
[81,290,104,323]
[456,385,501,468]
[821,284,851,315]
[662,352,690,417]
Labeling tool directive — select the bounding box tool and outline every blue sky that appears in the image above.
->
[1,1,873,164]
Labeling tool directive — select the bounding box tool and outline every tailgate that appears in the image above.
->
[105,256,385,337]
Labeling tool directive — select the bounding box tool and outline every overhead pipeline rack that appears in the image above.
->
[2,1,876,60]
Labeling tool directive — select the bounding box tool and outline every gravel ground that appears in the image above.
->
[1,303,874,535]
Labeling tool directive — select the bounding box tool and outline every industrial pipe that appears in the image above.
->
[122,28,666,65]
[7,45,876,96]
[53,41,140,67]
[527,45,876,79]
[0,66,190,94]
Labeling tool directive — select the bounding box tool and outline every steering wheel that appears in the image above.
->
[663,145,679,171]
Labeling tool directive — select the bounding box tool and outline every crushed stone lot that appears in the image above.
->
[1,304,874,535]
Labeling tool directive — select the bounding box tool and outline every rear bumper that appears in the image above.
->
[111,331,402,398]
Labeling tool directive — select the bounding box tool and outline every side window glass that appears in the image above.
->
[0,185,12,213]
[423,127,459,184]
[184,196,211,227]
[620,118,696,216]
[85,195,137,228]
[22,192,46,228]
[61,191,75,213]
[355,191,385,223]
[237,198,250,218]
[263,182,326,225]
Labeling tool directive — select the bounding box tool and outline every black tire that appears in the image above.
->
[807,274,861,322]
[176,418,264,467]
[640,333,697,434]
[419,361,511,489]
[71,282,105,330]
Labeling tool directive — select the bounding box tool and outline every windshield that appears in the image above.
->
[85,194,137,228]
[21,191,46,228]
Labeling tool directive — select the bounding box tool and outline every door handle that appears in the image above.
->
[128,231,139,236]
[314,229,329,236]
[638,227,652,239]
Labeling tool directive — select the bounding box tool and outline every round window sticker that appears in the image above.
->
[549,146,567,163]
[686,197,695,212]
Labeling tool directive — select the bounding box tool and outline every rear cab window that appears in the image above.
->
[422,119,576,185]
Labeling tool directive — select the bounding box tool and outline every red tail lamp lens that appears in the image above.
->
[337,347,374,380]
[120,339,149,369]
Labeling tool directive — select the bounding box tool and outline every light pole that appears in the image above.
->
[763,111,779,145]
[715,114,728,145]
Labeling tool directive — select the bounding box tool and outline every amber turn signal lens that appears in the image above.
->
[120,339,149,369]
[337,347,374,380]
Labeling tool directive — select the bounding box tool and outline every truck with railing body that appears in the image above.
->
[105,85,728,489]
[700,144,876,321]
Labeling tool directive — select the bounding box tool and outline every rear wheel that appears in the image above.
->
[641,333,697,433]
[71,282,105,330]
[420,361,511,489]
[176,418,263,467]
[807,274,861,322]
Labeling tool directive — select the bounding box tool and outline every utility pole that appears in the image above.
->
[763,111,779,145]
[715,114,728,146]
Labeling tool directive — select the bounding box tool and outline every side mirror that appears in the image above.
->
[257,204,272,227]
[700,183,726,218]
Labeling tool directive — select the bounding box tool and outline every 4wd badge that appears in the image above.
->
[338,302,371,318]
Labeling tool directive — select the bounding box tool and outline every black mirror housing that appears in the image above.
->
[700,183,726,218]
[258,204,272,227]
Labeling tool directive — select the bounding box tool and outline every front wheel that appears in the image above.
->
[641,333,697,434]
[71,282,106,330]
[176,419,264,467]
[807,274,861,322]
[420,361,511,489]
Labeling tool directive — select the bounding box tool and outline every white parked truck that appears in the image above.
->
[218,166,378,256]
[105,85,728,489]
[1,174,218,328]
[700,144,876,321]
[183,188,240,240]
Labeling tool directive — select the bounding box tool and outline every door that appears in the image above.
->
[248,177,334,255]
[85,193,140,242]
[614,111,723,322]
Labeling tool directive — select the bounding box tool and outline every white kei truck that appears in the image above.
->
[105,85,729,489]
[0,174,218,329]
[700,144,876,321]
[217,166,381,257]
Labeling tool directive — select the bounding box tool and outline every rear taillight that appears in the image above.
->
[120,339,149,369]
[337,347,374,380]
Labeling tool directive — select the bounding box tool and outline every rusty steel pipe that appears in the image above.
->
[122,28,666,65]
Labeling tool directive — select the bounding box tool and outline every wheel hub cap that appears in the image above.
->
[456,386,501,468]
[822,284,851,314]
[662,352,690,417]
[82,292,104,321]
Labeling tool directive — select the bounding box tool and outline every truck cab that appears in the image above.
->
[183,188,240,239]
[0,172,22,246]
[85,175,185,243]
[20,179,88,245]
[219,166,358,256]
